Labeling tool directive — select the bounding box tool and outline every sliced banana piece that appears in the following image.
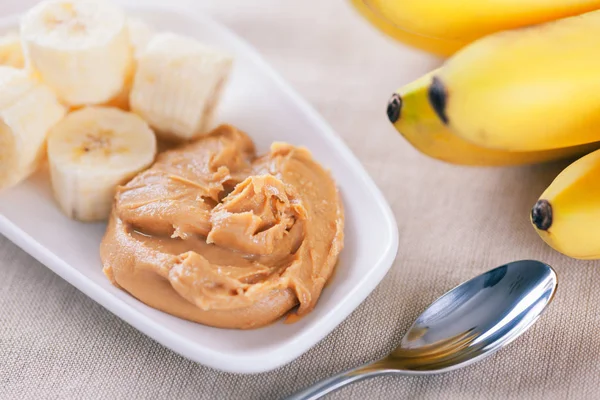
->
[103,17,154,111]
[0,66,65,189]
[20,0,132,106]
[130,32,233,141]
[103,59,135,111]
[127,16,154,59]
[0,66,37,108]
[0,31,25,68]
[47,106,156,222]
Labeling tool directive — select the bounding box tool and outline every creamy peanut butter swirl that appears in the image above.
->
[100,125,344,329]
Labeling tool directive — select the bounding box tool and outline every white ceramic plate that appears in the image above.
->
[0,0,399,373]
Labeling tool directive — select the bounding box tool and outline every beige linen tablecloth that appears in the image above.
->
[2,1,599,399]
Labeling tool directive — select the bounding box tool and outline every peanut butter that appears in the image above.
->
[100,124,344,329]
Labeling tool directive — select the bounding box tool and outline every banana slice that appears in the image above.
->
[127,17,154,59]
[103,67,133,111]
[130,32,233,141]
[0,66,37,107]
[0,66,65,189]
[103,17,154,111]
[20,0,132,106]
[47,106,156,222]
[0,31,25,68]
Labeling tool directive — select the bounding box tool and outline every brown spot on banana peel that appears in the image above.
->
[531,199,552,231]
[387,93,402,123]
[428,76,449,124]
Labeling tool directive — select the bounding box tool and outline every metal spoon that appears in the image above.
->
[286,259,557,400]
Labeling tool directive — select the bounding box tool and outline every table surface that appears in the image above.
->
[2,1,599,399]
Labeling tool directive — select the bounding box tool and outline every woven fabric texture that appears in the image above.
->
[1,1,598,399]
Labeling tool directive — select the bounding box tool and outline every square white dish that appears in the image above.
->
[0,0,399,373]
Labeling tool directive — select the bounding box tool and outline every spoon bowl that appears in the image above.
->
[286,260,557,399]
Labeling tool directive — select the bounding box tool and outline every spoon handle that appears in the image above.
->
[285,363,388,400]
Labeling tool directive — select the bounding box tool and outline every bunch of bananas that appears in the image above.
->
[351,1,600,259]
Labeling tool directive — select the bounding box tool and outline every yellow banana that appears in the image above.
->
[348,0,464,57]
[363,0,600,43]
[427,10,600,152]
[388,70,600,166]
[531,148,600,259]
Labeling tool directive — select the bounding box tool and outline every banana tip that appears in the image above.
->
[531,199,552,231]
[428,76,448,124]
[387,93,402,123]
